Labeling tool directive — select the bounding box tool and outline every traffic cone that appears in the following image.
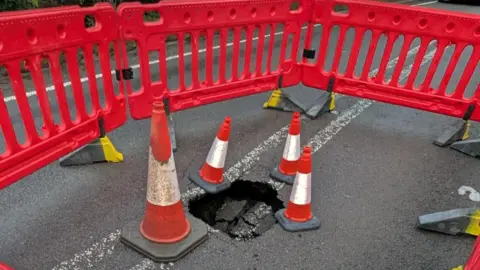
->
[121,101,208,263]
[189,117,231,194]
[275,146,321,232]
[270,112,301,185]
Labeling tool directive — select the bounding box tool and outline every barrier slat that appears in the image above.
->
[206,30,214,86]
[8,63,40,145]
[344,27,364,77]
[437,42,467,97]
[389,35,414,87]
[266,24,275,75]
[244,27,253,79]
[255,25,266,76]
[83,44,102,113]
[0,4,126,189]
[0,91,20,156]
[374,32,397,84]
[30,57,57,137]
[50,52,74,129]
[454,48,480,99]
[405,38,429,90]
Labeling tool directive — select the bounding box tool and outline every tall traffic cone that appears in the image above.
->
[270,112,301,185]
[121,101,208,263]
[275,146,321,232]
[189,117,231,194]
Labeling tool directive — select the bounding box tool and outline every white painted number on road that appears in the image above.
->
[458,186,480,202]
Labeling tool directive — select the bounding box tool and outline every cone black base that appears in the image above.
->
[275,209,321,232]
[188,169,231,194]
[121,214,208,263]
[270,166,295,185]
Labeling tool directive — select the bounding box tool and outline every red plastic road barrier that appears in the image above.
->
[302,0,480,121]
[0,4,126,189]
[464,235,480,270]
[0,262,14,270]
[117,0,311,119]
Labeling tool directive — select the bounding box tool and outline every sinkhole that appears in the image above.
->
[188,180,284,241]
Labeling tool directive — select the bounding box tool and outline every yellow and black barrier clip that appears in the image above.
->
[433,104,474,148]
[59,117,123,166]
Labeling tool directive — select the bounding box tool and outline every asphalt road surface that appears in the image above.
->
[2,0,480,269]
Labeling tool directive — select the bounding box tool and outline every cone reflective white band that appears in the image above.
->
[205,138,228,168]
[282,134,301,161]
[289,172,312,205]
[146,148,181,206]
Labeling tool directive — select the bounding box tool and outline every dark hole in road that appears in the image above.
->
[189,180,284,241]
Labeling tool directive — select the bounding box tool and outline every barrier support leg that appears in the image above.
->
[416,207,480,236]
[263,76,336,119]
[433,105,475,147]
[59,118,124,166]
[304,77,336,120]
[165,98,177,153]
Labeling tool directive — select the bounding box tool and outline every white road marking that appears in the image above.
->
[51,230,120,270]
[417,1,438,6]
[49,1,437,269]
[458,186,480,202]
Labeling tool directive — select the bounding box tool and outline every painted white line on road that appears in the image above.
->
[416,1,438,6]
[458,186,480,202]
[51,230,120,270]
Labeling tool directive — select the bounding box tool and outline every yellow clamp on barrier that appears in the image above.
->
[329,92,336,111]
[100,136,124,163]
[263,89,283,109]
[452,266,464,270]
[465,208,480,236]
[462,120,471,141]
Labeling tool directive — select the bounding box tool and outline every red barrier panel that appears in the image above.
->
[0,4,126,189]
[117,0,310,119]
[302,0,480,120]
[464,235,480,270]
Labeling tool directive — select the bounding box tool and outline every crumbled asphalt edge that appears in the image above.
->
[188,180,284,241]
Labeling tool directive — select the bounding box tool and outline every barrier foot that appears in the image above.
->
[450,138,480,158]
[59,135,123,166]
[263,88,308,113]
[168,114,177,153]
[188,169,231,194]
[163,98,178,152]
[416,207,480,236]
[275,209,321,232]
[121,214,208,263]
[269,165,295,185]
[305,92,335,120]
[304,76,336,120]
[433,120,470,147]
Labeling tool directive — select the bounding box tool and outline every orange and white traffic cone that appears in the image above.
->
[270,112,301,185]
[189,117,231,194]
[121,101,208,263]
[275,146,321,232]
